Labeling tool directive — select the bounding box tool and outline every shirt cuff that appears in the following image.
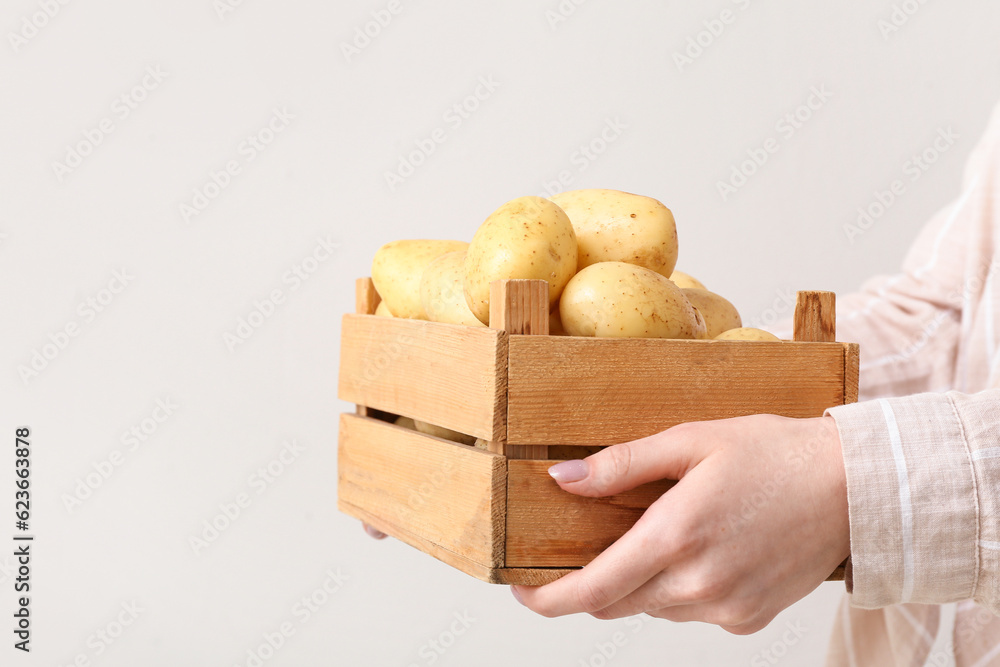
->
[825,393,978,608]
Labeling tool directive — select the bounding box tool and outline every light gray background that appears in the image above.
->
[2,1,999,665]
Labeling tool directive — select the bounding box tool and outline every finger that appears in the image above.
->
[362,522,387,539]
[513,495,674,617]
[548,423,705,498]
[647,605,766,635]
[584,567,716,620]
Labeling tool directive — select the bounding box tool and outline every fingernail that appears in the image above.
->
[364,524,387,540]
[548,459,589,483]
[510,585,524,605]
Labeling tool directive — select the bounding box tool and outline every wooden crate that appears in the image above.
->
[338,278,858,585]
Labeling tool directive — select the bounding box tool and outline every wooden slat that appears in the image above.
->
[489,279,550,336]
[489,279,549,460]
[794,291,836,342]
[505,460,674,567]
[354,277,380,418]
[340,500,506,583]
[504,460,847,580]
[506,338,847,446]
[338,413,506,568]
[494,564,843,584]
[355,277,380,315]
[338,315,507,441]
[341,499,577,585]
[844,343,860,404]
[507,445,549,460]
[495,565,843,585]
[492,568,576,585]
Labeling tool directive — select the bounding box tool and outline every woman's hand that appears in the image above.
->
[361,523,387,539]
[510,414,850,635]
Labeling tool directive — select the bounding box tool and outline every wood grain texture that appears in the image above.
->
[505,459,675,567]
[340,500,504,583]
[794,291,837,342]
[491,568,577,585]
[338,314,507,441]
[489,279,550,336]
[844,343,860,404]
[506,338,847,446]
[338,413,506,568]
[356,277,380,315]
[338,500,579,585]
[490,279,549,460]
[506,445,549,460]
[495,564,845,585]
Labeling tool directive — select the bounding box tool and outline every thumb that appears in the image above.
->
[547,425,703,497]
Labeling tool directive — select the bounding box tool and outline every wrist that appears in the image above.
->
[818,415,851,563]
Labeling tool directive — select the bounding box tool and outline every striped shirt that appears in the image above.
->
[810,101,1000,666]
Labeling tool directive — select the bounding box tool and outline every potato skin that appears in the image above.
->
[669,270,706,290]
[374,300,393,317]
[559,261,705,339]
[419,251,485,327]
[715,327,781,342]
[549,189,678,278]
[371,240,468,319]
[681,288,742,339]
[464,196,578,324]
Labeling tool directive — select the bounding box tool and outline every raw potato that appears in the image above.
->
[372,240,468,319]
[715,327,781,342]
[463,196,578,324]
[692,308,710,340]
[419,251,485,327]
[549,189,678,277]
[669,270,706,290]
[374,300,393,317]
[682,288,742,339]
[559,261,706,339]
[413,419,477,446]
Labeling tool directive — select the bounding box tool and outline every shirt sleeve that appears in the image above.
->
[827,389,1000,613]
[822,102,1000,610]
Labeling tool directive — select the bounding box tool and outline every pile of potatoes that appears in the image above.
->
[369,189,780,342]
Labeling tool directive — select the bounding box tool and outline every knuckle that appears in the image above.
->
[712,600,759,630]
[599,442,634,486]
[574,577,612,614]
[668,420,700,437]
[674,572,728,605]
[589,608,616,621]
[721,619,765,635]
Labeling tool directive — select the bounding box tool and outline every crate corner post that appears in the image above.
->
[489,279,550,460]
